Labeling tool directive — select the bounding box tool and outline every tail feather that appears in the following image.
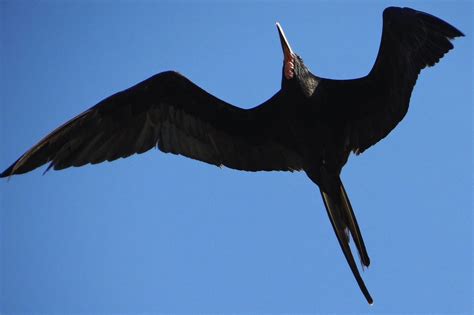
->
[339,181,371,267]
[320,189,373,304]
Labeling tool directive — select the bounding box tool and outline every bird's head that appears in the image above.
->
[276,22,318,97]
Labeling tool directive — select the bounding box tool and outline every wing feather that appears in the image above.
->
[335,7,463,154]
[1,71,302,177]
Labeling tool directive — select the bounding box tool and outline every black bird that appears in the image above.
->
[1,7,463,304]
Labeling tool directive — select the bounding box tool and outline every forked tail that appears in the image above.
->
[320,187,373,304]
[307,168,373,304]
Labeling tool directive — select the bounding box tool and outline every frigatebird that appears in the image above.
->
[1,7,463,304]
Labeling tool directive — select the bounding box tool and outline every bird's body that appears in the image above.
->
[1,7,464,304]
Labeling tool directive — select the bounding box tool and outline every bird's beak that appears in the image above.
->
[276,22,294,62]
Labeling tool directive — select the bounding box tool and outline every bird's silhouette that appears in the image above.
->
[1,7,464,304]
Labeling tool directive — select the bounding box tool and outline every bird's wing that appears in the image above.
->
[1,71,302,177]
[334,7,464,155]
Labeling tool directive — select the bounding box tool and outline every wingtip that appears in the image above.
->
[0,166,13,179]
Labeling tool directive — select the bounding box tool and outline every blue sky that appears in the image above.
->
[0,1,472,314]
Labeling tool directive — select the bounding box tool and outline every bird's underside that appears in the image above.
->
[1,7,463,305]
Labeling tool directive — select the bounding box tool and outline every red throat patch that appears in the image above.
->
[285,56,294,79]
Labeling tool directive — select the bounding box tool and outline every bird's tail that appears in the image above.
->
[338,180,370,268]
[319,183,373,304]
[307,168,372,304]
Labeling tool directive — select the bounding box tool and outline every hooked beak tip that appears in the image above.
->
[276,22,294,58]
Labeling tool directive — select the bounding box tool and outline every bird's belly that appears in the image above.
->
[287,116,349,174]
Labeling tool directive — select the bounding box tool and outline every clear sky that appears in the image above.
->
[0,1,472,314]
